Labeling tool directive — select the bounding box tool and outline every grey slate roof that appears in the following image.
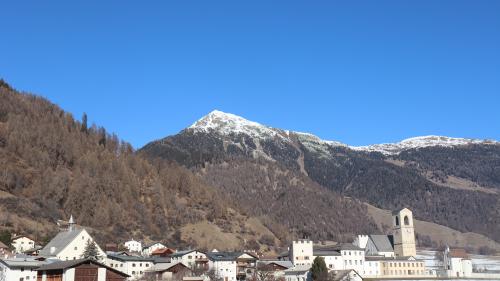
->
[369,235,394,252]
[147,261,188,272]
[170,249,198,258]
[0,257,48,268]
[206,251,241,261]
[39,228,85,257]
[107,253,155,262]
[331,243,362,251]
[258,260,294,269]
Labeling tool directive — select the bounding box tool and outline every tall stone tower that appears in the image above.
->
[392,208,416,257]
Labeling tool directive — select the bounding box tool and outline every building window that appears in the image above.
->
[132,263,136,267]
[404,216,410,225]
[395,217,399,226]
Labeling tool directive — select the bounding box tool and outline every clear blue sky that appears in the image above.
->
[1,1,499,148]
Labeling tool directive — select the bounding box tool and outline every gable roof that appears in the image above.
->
[369,235,394,252]
[170,249,203,258]
[143,242,165,249]
[39,228,86,257]
[259,260,294,269]
[449,248,469,259]
[331,269,361,281]
[36,258,129,277]
[147,261,189,273]
[284,265,311,274]
[206,251,241,261]
[12,235,34,241]
[107,253,155,262]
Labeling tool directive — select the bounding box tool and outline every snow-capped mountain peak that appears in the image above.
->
[188,110,283,138]
[188,110,498,155]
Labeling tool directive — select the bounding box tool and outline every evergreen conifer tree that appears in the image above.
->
[82,240,100,260]
[310,256,328,281]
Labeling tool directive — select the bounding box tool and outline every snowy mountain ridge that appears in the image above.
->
[188,110,498,155]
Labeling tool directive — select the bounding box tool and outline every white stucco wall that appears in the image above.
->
[56,229,105,261]
[0,263,38,281]
[105,256,153,280]
[209,260,237,281]
[12,237,35,253]
[291,240,313,266]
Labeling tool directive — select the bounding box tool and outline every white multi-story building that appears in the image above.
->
[206,251,238,281]
[124,240,142,253]
[11,235,35,254]
[443,247,472,278]
[38,216,105,261]
[289,240,313,266]
[105,252,155,280]
[0,256,48,281]
[170,250,208,269]
[142,242,166,257]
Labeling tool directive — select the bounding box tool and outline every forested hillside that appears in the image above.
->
[0,80,256,248]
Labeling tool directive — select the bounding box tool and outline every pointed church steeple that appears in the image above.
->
[68,215,75,231]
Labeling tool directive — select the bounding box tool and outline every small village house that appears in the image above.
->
[11,235,36,254]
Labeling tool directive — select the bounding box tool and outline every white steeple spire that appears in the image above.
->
[68,215,75,231]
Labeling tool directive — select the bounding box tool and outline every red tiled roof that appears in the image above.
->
[449,248,469,259]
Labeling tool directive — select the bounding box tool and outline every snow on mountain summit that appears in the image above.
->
[188,110,284,139]
[188,110,497,155]
[350,135,498,155]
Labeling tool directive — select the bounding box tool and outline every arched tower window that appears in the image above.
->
[395,216,399,226]
[404,216,410,225]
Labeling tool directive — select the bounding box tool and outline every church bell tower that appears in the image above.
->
[392,208,416,257]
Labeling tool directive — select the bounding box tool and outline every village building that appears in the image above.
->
[36,258,129,281]
[284,265,310,281]
[142,242,167,257]
[171,250,208,270]
[443,247,473,278]
[206,251,239,281]
[145,261,192,281]
[330,269,363,281]
[38,216,105,261]
[256,260,293,279]
[11,235,36,254]
[235,252,258,281]
[0,256,48,281]
[124,240,142,254]
[379,256,426,277]
[105,251,155,280]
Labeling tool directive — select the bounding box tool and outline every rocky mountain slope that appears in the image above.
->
[140,110,500,246]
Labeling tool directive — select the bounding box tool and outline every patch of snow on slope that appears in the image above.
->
[294,132,346,157]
